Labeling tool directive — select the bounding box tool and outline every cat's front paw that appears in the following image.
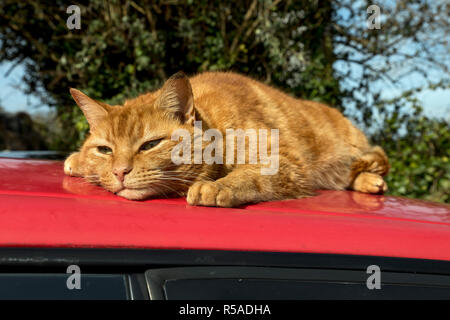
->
[187,181,235,207]
[64,152,82,176]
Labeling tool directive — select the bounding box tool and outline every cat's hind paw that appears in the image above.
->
[187,181,235,207]
[351,172,388,194]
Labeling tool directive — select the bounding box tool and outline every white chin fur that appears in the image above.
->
[116,188,157,200]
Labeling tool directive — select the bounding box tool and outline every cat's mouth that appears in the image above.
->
[115,187,158,200]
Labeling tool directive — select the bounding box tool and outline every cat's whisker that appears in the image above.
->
[133,174,196,184]
[163,171,217,182]
[157,178,194,185]
[155,181,185,197]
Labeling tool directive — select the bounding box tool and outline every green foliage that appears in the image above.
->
[380,116,449,203]
[372,99,450,203]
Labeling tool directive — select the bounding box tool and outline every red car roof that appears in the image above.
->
[0,158,449,261]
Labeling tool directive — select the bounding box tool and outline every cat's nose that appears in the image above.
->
[113,166,132,182]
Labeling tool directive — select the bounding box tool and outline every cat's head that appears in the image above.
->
[69,72,201,200]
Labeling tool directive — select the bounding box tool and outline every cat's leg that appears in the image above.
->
[187,159,314,207]
[64,152,84,177]
[349,146,390,194]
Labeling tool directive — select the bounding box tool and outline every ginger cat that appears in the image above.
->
[64,71,389,207]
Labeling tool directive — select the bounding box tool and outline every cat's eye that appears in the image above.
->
[97,146,113,155]
[139,139,162,152]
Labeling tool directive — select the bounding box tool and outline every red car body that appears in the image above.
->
[0,158,449,261]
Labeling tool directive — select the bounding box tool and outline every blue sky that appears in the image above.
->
[0,63,47,115]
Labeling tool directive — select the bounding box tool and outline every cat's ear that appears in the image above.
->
[70,88,110,131]
[156,71,195,125]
